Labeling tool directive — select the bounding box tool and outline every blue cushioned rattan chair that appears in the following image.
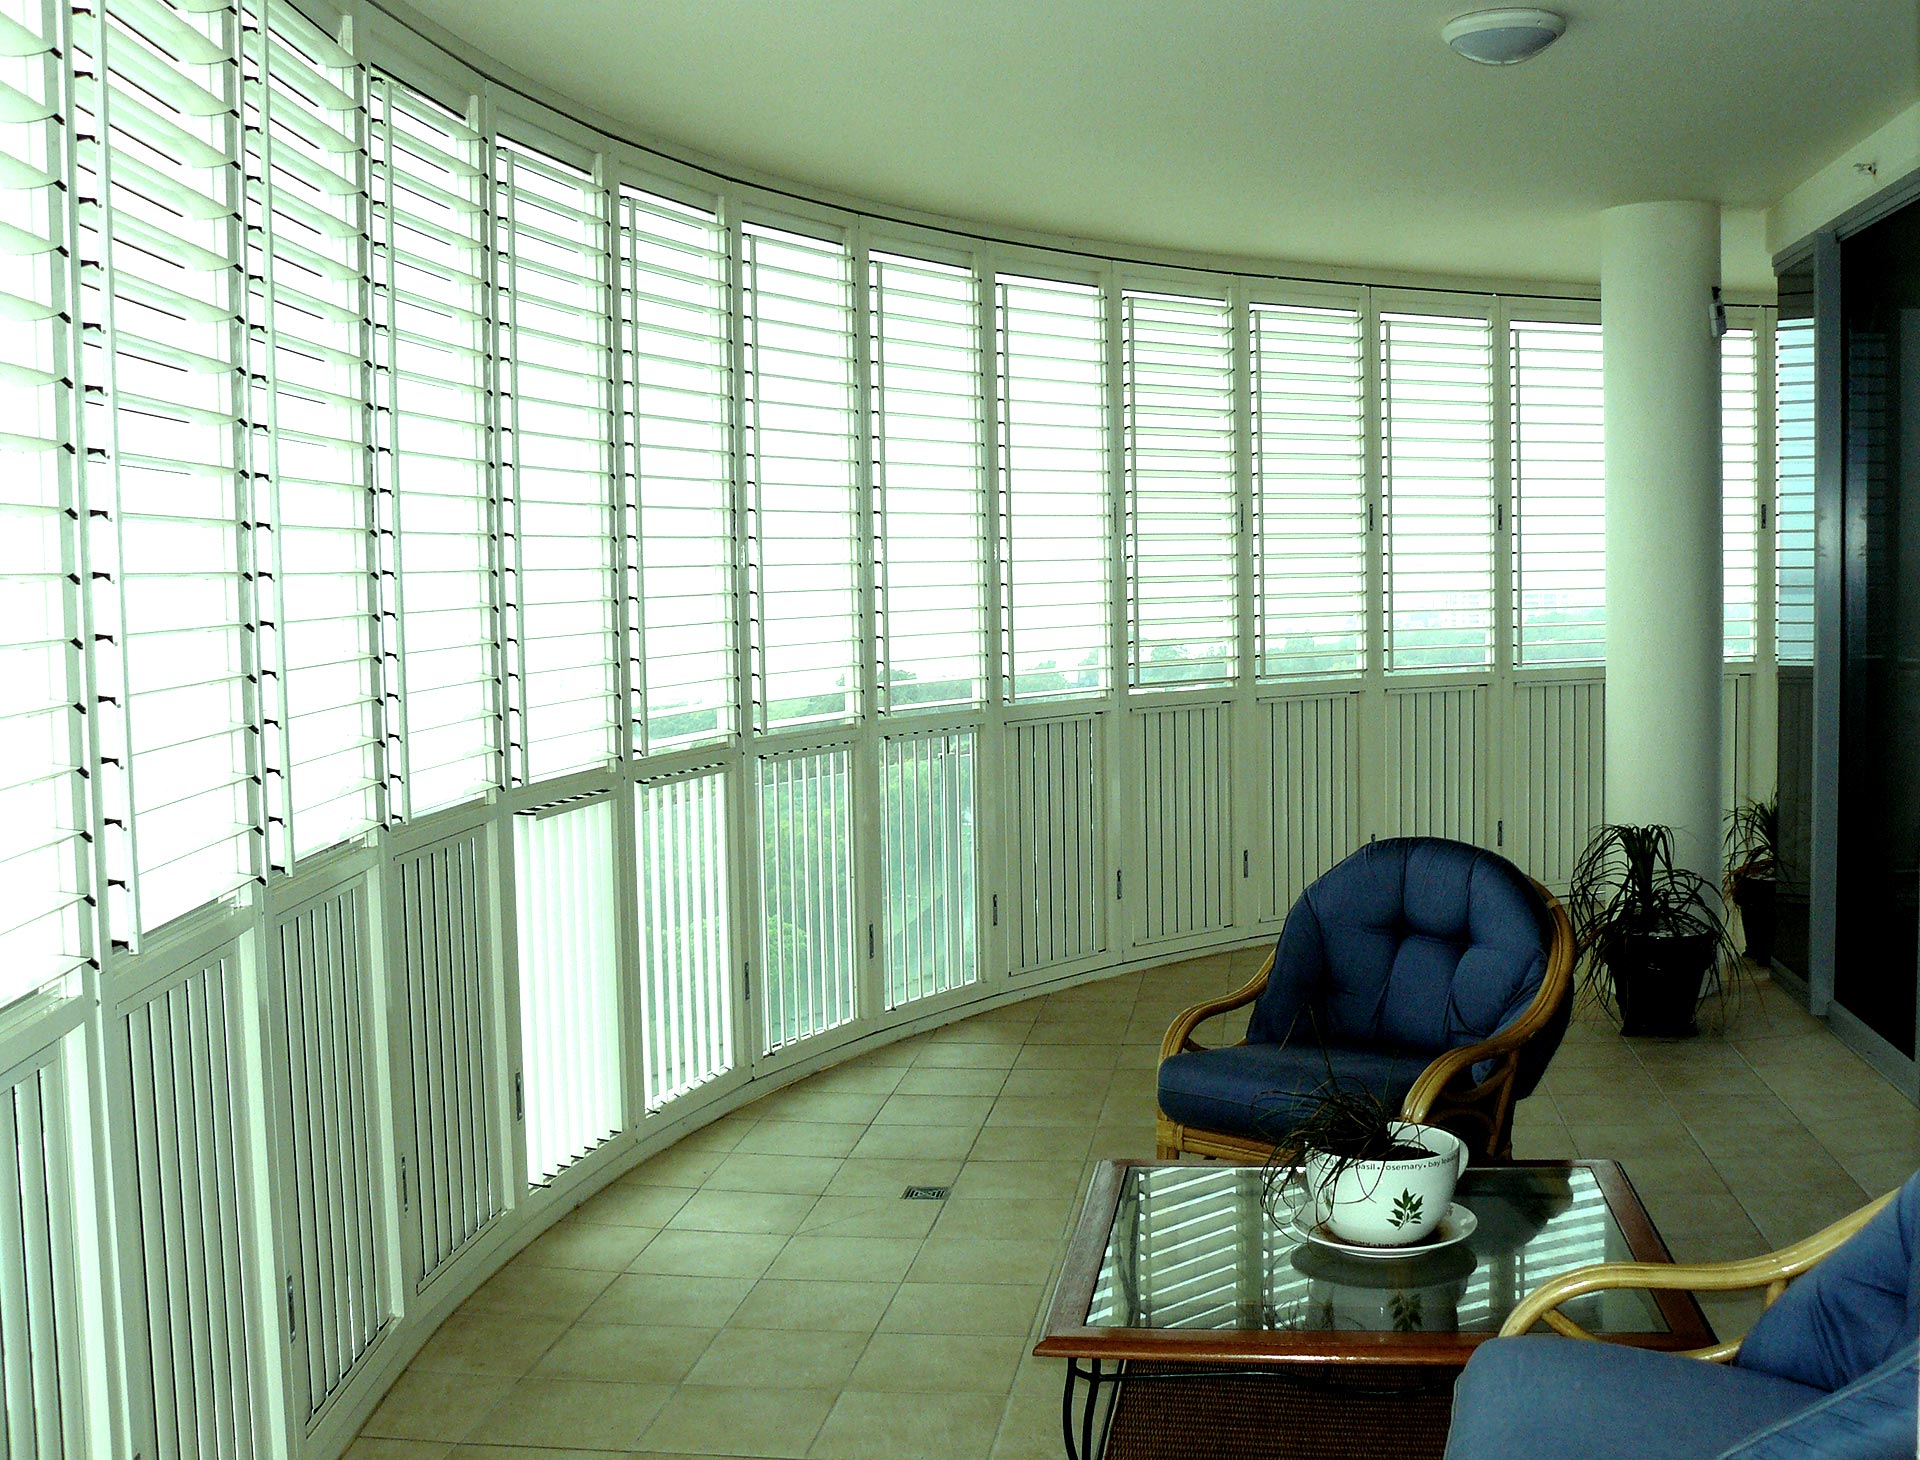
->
[1155,836,1574,1162]
[1444,1171,1919,1460]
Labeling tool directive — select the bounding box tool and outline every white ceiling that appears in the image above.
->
[400,0,1919,294]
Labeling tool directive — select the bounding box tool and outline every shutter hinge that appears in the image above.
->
[1496,503,1505,531]
[991,893,999,927]
[1367,502,1375,531]
[285,1275,296,1336]
[1115,869,1123,901]
[1760,502,1769,530]
[867,923,875,959]
[1497,819,1505,848]
[512,1072,524,1121]
[399,1156,410,1212]
[1242,849,1250,879]
[743,961,752,1001]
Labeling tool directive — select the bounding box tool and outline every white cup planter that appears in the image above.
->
[1300,1122,1469,1246]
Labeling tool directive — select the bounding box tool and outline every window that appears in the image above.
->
[621,187,734,753]
[870,251,987,712]
[1123,290,1235,689]
[881,728,977,1007]
[250,2,381,864]
[496,141,618,781]
[1774,316,1815,666]
[741,223,858,731]
[79,0,261,934]
[1722,327,1760,662]
[1251,302,1366,680]
[371,78,499,818]
[1510,320,1604,666]
[1381,311,1496,672]
[998,275,1109,700]
[756,747,857,1051]
[0,0,88,997]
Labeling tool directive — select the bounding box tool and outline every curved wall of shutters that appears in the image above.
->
[0,0,1793,1453]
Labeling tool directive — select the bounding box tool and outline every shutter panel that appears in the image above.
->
[1381,310,1495,673]
[1251,302,1366,681]
[620,187,735,753]
[998,274,1109,700]
[248,1,381,864]
[0,0,89,1001]
[756,746,858,1051]
[1721,325,1759,662]
[371,78,499,818]
[77,0,262,935]
[880,727,977,1007]
[742,223,859,731]
[1774,316,1814,666]
[1123,290,1235,689]
[496,141,618,781]
[870,250,987,712]
[1510,319,1604,666]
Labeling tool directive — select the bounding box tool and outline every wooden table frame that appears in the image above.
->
[1035,1159,1714,1458]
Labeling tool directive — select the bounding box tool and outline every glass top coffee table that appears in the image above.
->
[1035,1160,1712,1460]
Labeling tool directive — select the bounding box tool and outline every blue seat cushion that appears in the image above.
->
[1244,838,1559,1099]
[1723,1339,1919,1460]
[1443,1336,1823,1460]
[1736,1170,1920,1391]
[1156,1041,1433,1144]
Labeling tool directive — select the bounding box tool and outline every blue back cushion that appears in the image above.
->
[1246,839,1553,1070]
[1737,1170,1920,1392]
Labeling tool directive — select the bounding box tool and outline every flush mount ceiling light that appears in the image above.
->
[1442,7,1567,65]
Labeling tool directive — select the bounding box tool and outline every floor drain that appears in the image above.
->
[902,1185,951,1200]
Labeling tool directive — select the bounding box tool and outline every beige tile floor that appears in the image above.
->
[350,951,1920,1460]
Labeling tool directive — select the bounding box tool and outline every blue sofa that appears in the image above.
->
[1444,1171,1920,1460]
[1155,837,1573,1161]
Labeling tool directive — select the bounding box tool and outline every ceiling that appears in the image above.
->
[400,0,1919,295]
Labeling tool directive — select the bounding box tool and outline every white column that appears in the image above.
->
[1602,201,1723,882]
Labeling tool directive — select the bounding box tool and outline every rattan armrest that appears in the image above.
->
[1498,1186,1898,1360]
[1158,947,1276,1062]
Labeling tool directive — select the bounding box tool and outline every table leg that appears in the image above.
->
[1060,1357,1112,1460]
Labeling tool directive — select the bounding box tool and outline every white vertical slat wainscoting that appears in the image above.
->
[1508,677,1606,893]
[390,829,502,1289]
[1133,701,1235,947]
[109,947,264,1460]
[1383,682,1491,844]
[1005,711,1109,976]
[1260,691,1362,921]
[269,877,392,1425]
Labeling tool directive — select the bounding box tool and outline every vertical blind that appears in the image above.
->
[870,250,988,712]
[250,1,381,866]
[1122,290,1236,689]
[998,274,1109,700]
[495,141,618,782]
[1250,302,1366,680]
[621,188,735,754]
[1510,320,1605,666]
[79,0,262,937]
[741,223,859,732]
[1381,310,1496,673]
[371,78,498,819]
[1721,326,1760,662]
[1774,317,1815,666]
[0,0,88,997]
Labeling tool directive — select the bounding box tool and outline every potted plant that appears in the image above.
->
[1258,1083,1467,1247]
[1567,823,1738,1037]
[1723,795,1778,967]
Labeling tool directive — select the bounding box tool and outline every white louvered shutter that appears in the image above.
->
[621,187,735,753]
[248,2,381,866]
[77,0,263,937]
[496,141,618,781]
[998,275,1109,700]
[1250,302,1366,681]
[1123,290,1235,689]
[742,223,859,731]
[0,0,89,1001]
[1381,311,1495,672]
[371,78,499,818]
[1774,316,1814,666]
[870,250,987,712]
[1510,319,1604,667]
[1721,326,1759,662]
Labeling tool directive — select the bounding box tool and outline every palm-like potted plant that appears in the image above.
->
[1567,823,1737,1037]
[1723,796,1778,967]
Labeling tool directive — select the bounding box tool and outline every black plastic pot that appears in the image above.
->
[1733,876,1776,967]
[1607,931,1716,1037]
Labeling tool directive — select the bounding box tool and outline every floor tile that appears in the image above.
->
[894,1066,1012,1097]
[766,1235,923,1283]
[578,1272,755,1328]
[798,1195,942,1239]
[463,1264,616,1324]
[872,1092,996,1127]
[930,1196,1073,1243]
[730,1279,900,1332]
[734,1120,870,1158]
[532,1322,717,1383]
[904,1237,1061,1286]
[409,1308,569,1376]
[823,1156,965,1198]
[517,1217,657,1272]
[879,1281,1046,1336]
[704,1151,846,1195]
[625,1228,790,1279]
[849,1123,978,1160]
[466,1377,672,1450]
[684,1326,871,1389]
[644,1385,838,1457]
[583,1181,697,1227]
[666,1188,820,1234]
[809,1389,1005,1460]
[362,1371,516,1442]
